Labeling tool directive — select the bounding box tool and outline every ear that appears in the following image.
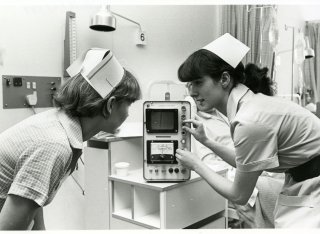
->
[106,96,116,115]
[220,71,231,89]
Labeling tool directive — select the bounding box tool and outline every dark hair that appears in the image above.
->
[243,63,275,96]
[53,69,141,117]
[178,49,276,96]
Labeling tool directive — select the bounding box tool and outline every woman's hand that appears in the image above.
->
[183,116,208,145]
[233,204,256,228]
[175,148,202,171]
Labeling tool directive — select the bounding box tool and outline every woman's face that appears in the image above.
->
[187,76,226,112]
[102,100,131,134]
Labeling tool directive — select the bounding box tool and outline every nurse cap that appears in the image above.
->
[203,33,250,68]
[66,48,124,98]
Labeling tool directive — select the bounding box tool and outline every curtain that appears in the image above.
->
[220,5,274,73]
[304,22,320,103]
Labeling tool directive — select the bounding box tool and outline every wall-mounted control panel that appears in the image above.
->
[143,101,191,182]
[2,75,61,109]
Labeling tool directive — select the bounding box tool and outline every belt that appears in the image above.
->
[287,155,320,182]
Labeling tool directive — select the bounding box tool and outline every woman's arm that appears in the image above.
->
[0,194,40,230]
[202,139,236,167]
[32,207,46,230]
[183,118,236,167]
[176,149,262,205]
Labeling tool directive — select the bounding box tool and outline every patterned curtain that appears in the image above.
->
[304,22,320,103]
[220,5,275,73]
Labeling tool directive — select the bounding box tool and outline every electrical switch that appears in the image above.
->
[4,78,10,86]
[13,77,22,87]
[32,82,36,89]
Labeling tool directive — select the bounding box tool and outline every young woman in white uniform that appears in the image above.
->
[175,34,320,227]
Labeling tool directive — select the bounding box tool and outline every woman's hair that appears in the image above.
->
[178,49,276,96]
[53,69,141,117]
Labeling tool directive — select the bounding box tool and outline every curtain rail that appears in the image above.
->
[306,20,320,24]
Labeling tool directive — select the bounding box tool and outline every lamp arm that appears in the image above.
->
[111,11,142,30]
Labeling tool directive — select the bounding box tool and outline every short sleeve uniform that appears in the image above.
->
[227,84,320,173]
[0,109,83,211]
[227,84,320,227]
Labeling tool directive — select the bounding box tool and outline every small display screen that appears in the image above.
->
[146,140,178,164]
[151,142,174,155]
[146,109,178,133]
[151,111,174,130]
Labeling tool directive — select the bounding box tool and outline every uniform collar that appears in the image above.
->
[57,109,83,149]
[198,108,219,119]
[227,83,250,122]
[198,108,230,126]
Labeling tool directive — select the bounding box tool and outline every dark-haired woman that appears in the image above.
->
[175,36,320,227]
[0,49,141,230]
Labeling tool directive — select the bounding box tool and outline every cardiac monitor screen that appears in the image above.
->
[151,111,174,130]
[146,109,178,133]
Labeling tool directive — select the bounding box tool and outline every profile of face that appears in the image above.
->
[187,76,226,112]
[102,98,131,134]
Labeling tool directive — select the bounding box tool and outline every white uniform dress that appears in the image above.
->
[0,109,83,211]
[227,84,320,228]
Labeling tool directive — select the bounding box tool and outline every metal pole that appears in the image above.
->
[291,27,295,101]
[285,25,295,101]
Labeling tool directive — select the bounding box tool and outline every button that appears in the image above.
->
[174,168,179,173]
[181,168,186,174]
[149,169,153,173]
[181,106,186,111]
[155,169,159,173]
[181,139,186,144]
[181,115,186,120]
[168,168,173,173]
[182,131,186,135]
[161,169,166,173]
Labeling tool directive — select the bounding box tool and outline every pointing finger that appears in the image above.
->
[183,119,202,127]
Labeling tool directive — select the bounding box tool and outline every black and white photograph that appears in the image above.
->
[0,0,320,231]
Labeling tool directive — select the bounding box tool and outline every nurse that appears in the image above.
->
[0,48,141,230]
[175,33,320,227]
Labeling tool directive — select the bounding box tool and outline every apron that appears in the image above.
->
[274,173,320,227]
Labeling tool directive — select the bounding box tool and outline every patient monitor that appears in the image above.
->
[143,101,191,182]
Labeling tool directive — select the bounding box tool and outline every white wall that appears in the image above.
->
[0,5,218,229]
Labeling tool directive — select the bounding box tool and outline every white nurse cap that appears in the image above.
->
[203,33,250,68]
[66,48,124,98]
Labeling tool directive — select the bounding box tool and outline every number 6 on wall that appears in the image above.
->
[136,29,147,46]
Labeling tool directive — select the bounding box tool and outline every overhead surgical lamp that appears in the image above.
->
[90,5,116,32]
[90,5,146,45]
